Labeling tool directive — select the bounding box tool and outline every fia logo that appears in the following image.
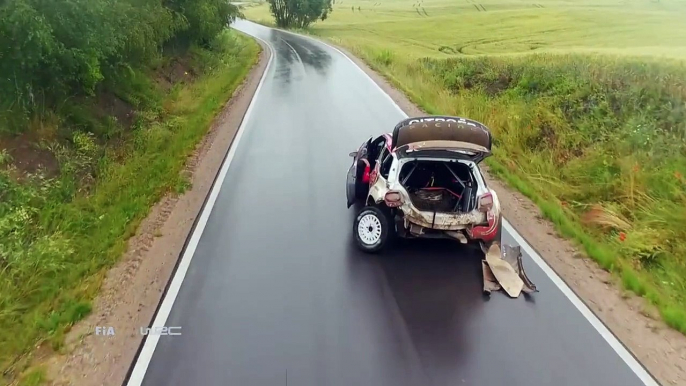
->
[95,326,115,336]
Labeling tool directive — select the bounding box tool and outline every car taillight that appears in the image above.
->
[361,165,371,183]
[478,192,493,212]
[384,191,403,207]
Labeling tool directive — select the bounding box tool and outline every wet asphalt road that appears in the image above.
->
[137,21,655,386]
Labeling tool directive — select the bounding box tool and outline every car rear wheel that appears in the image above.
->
[353,206,393,253]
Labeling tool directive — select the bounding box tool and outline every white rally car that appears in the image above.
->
[346,115,502,254]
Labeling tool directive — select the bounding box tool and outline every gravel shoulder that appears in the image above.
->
[332,45,685,386]
[42,39,271,386]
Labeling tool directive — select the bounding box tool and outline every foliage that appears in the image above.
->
[164,0,241,48]
[0,0,252,376]
[267,0,333,29]
[0,29,259,380]
[0,0,240,133]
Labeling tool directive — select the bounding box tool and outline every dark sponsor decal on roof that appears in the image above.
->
[406,117,478,127]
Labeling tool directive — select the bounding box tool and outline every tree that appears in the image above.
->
[267,0,333,29]
[0,0,240,128]
[164,0,241,47]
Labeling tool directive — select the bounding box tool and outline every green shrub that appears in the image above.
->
[0,0,239,132]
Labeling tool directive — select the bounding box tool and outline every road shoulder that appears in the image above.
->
[41,37,271,386]
[331,45,685,386]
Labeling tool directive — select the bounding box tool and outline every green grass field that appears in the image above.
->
[243,0,686,59]
[242,0,686,335]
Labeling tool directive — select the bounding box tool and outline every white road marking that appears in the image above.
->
[503,220,660,386]
[283,29,660,386]
[125,32,276,386]
[280,37,306,73]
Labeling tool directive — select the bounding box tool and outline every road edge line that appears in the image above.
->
[277,28,660,386]
[122,30,275,386]
[502,219,659,386]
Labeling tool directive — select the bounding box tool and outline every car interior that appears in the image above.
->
[399,160,477,213]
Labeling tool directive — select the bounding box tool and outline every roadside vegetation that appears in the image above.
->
[242,0,686,334]
[265,0,333,28]
[0,0,260,382]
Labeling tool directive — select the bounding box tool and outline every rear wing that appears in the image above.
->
[392,116,493,152]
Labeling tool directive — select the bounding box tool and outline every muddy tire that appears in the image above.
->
[353,205,393,253]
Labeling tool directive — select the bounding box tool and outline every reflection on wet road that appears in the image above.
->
[132,20,657,386]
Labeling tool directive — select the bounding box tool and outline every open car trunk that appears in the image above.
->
[399,160,478,213]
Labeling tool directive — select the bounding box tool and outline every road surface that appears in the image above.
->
[125,20,660,386]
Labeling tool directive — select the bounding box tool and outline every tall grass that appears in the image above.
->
[0,30,260,380]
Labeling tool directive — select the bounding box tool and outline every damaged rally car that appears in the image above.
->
[346,115,502,254]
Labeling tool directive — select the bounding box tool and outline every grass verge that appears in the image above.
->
[0,29,260,382]
[242,0,686,334]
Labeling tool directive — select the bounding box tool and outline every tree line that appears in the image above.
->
[267,0,333,29]
[0,0,240,131]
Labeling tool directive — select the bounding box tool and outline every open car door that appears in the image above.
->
[346,137,372,208]
[346,162,357,208]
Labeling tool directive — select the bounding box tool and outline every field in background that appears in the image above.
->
[242,0,686,334]
[243,0,686,59]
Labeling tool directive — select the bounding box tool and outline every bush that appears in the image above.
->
[164,0,240,48]
[0,0,239,132]
[267,0,333,29]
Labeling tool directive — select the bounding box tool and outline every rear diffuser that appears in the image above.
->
[483,244,538,298]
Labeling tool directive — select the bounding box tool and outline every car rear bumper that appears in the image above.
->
[395,210,500,243]
[399,205,486,231]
